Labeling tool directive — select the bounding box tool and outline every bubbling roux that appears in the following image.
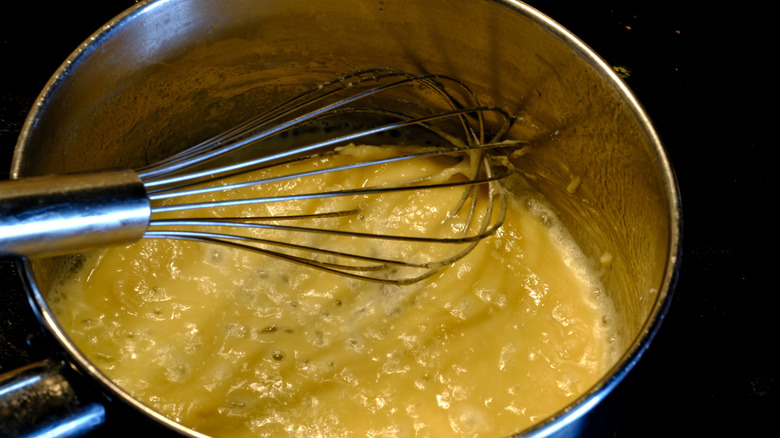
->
[47,145,618,437]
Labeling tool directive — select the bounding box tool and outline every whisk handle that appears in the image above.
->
[0,169,150,258]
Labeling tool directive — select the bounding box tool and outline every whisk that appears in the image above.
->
[1,69,523,284]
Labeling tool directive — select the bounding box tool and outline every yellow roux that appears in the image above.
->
[48,145,618,437]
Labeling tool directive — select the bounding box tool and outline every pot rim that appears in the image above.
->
[12,0,682,436]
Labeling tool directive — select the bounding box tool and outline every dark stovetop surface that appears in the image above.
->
[1,1,774,437]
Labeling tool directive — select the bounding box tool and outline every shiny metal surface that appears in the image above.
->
[0,359,104,437]
[0,170,149,258]
[10,0,680,436]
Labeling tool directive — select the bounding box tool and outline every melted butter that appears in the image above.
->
[48,145,617,437]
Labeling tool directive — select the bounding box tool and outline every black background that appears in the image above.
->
[2,1,774,437]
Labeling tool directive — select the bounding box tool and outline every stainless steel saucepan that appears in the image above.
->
[2,0,680,436]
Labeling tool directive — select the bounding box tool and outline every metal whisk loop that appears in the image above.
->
[147,140,521,203]
[137,70,451,174]
[139,69,520,284]
[144,152,510,284]
[138,69,512,185]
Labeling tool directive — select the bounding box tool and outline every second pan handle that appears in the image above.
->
[0,359,105,438]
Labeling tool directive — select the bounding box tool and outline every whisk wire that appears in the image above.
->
[147,139,520,201]
[138,69,518,284]
[142,105,513,192]
[139,69,508,185]
[146,151,508,284]
[137,69,421,179]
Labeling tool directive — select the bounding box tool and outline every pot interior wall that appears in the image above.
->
[14,0,676,434]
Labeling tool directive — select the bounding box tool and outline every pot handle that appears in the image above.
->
[0,359,104,437]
